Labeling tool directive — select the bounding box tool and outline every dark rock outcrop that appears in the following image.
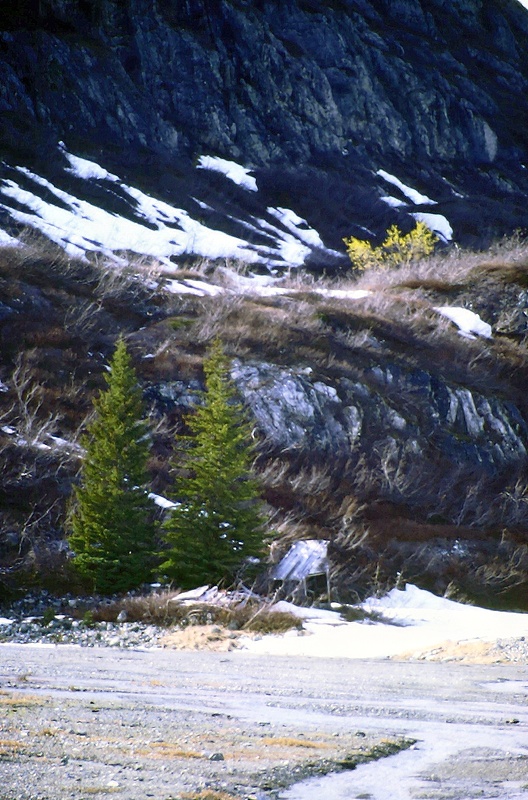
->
[1,0,528,251]
[233,360,528,485]
[231,355,528,606]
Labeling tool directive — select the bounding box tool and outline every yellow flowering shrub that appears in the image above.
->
[343,222,438,270]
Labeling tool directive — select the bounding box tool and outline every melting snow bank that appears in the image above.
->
[281,722,528,800]
[0,147,340,268]
[279,591,528,800]
[1,585,526,662]
[242,585,528,660]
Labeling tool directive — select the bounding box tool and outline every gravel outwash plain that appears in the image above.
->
[1,643,528,800]
[0,644,403,800]
[1,590,528,799]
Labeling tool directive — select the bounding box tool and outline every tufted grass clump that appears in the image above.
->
[86,591,302,633]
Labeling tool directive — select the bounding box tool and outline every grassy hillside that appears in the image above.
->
[1,232,527,607]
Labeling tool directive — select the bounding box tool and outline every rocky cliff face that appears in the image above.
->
[231,356,528,605]
[1,0,528,250]
[234,360,528,483]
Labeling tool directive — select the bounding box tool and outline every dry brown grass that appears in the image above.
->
[39,727,60,737]
[451,544,528,604]
[0,692,45,707]
[473,261,528,286]
[134,741,203,759]
[174,241,528,412]
[87,592,302,633]
[0,232,77,281]
[350,232,528,292]
[261,736,331,749]
[0,739,25,754]
[188,293,326,361]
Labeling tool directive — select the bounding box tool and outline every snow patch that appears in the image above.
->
[318,288,371,300]
[377,170,437,205]
[0,149,338,269]
[196,155,258,192]
[380,195,407,208]
[254,214,313,267]
[435,306,492,339]
[376,171,453,242]
[272,600,346,625]
[243,584,528,660]
[163,278,226,296]
[412,211,453,242]
[62,147,120,182]
[0,229,19,246]
[148,492,179,511]
[182,279,224,296]
[0,166,267,265]
[250,207,342,268]
[267,207,325,249]
[163,280,211,296]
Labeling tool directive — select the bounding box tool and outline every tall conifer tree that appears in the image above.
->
[69,337,156,593]
[160,339,265,589]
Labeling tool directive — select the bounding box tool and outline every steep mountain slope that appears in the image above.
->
[0,2,528,608]
[0,238,527,608]
[0,0,528,258]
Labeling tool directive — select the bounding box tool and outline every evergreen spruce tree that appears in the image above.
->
[68,337,156,594]
[160,339,265,589]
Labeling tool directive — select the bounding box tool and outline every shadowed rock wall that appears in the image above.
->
[1,0,528,246]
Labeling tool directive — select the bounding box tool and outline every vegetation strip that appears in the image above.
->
[234,737,418,798]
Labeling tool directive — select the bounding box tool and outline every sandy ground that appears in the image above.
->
[160,624,250,653]
[395,637,528,664]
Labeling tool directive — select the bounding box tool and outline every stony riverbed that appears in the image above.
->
[0,644,410,800]
[1,645,527,800]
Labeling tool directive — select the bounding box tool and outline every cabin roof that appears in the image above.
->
[271,539,329,582]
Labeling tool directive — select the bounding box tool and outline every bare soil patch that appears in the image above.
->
[160,624,250,652]
[395,636,528,664]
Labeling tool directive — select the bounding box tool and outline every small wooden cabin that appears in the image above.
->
[270,539,330,602]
